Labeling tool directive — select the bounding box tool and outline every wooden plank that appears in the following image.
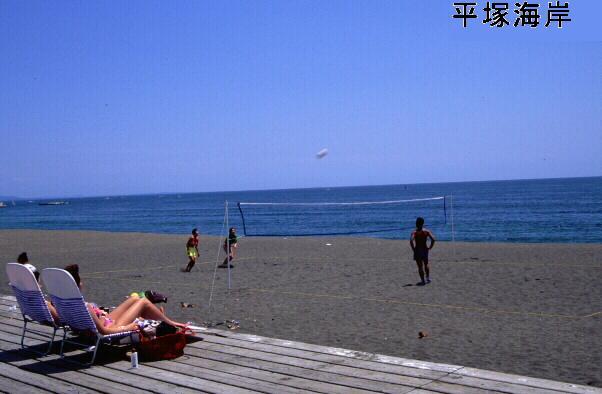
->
[0,332,173,394]
[0,362,73,394]
[0,342,102,394]
[177,348,389,394]
[0,318,390,392]
[0,374,53,394]
[105,362,257,394]
[0,327,212,394]
[197,331,601,394]
[184,346,414,394]
[0,297,17,307]
[146,357,316,394]
[0,300,19,307]
[188,341,419,393]
[419,379,507,394]
[458,368,602,394]
[0,307,22,321]
[195,334,439,386]
[0,320,60,353]
[4,312,594,392]
[203,328,463,373]
[0,316,255,394]
[0,316,63,341]
[0,316,418,393]
[0,319,244,394]
[77,361,204,394]
[0,320,198,394]
[437,372,569,394]
[0,304,20,315]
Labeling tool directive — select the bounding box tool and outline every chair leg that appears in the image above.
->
[20,318,28,349]
[59,329,68,358]
[87,336,102,366]
[43,327,58,356]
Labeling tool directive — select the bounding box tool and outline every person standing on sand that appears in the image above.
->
[410,217,435,285]
[183,228,200,272]
[219,227,238,268]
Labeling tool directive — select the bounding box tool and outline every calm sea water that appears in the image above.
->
[1,177,601,243]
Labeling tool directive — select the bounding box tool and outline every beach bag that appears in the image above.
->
[137,326,190,361]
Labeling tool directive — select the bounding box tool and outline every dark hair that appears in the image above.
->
[17,252,29,264]
[64,264,81,288]
[229,227,236,233]
[192,228,198,235]
[416,217,425,227]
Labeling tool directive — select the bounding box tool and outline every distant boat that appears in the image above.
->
[39,201,68,206]
[0,202,6,208]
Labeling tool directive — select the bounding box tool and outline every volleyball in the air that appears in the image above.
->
[316,148,329,159]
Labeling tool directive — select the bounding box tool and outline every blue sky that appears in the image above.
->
[1,1,600,198]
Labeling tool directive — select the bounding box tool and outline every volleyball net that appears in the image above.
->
[236,196,452,238]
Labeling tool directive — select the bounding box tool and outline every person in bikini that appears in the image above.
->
[183,228,200,272]
[410,217,436,286]
[63,264,186,335]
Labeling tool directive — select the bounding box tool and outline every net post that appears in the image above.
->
[237,202,248,236]
[226,200,231,290]
[450,194,456,259]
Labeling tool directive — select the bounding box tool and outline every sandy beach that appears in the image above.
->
[1,229,600,387]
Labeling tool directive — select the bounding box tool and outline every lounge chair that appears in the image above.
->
[40,268,137,365]
[5,262,64,355]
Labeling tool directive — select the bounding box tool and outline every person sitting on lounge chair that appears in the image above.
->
[16,252,60,322]
[63,264,186,335]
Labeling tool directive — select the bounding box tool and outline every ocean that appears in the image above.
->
[1,177,601,243]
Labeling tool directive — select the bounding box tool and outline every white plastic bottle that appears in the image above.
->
[131,349,139,368]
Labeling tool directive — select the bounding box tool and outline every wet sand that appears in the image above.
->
[1,229,600,387]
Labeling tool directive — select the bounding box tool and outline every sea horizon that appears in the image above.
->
[4,174,601,202]
[1,176,601,243]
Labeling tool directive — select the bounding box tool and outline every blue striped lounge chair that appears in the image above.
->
[41,268,137,366]
[6,262,64,355]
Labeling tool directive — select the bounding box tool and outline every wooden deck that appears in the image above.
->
[0,295,599,394]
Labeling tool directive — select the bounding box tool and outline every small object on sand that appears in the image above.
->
[180,302,195,308]
[145,290,168,303]
[418,331,428,339]
[226,320,240,330]
[325,243,332,246]
[187,324,208,332]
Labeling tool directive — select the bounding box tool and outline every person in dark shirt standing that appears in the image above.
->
[410,217,436,285]
[219,227,238,268]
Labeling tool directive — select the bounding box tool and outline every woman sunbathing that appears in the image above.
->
[64,264,186,335]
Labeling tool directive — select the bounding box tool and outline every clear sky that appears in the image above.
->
[1,1,600,198]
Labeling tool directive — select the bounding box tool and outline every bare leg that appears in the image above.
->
[113,298,185,328]
[221,246,233,266]
[185,256,196,272]
[415,261,425,284]
[424,261,430,281]
[106,294,140,319]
